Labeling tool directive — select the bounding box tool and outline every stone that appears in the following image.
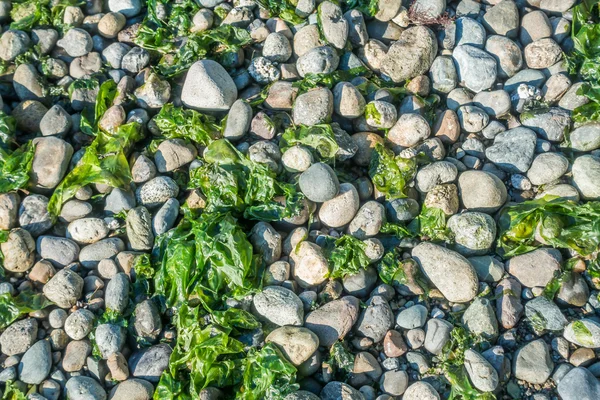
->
[296,46,339,77]
[181,60,237,112]
[573,155,600,200]
[79,238,126,269]
[319,183,360,228]
[321,382,365,400]
[462,298,499,340]
[527,152,569,186]
[513,339,554,384]
[452,45,497,92]
[64,309,95,340]
[524,38,562,69]
[1,228,35,273]
[424,318,453,355]
[129,344,172,383]
[381,26,437,83]
[135,176,179,208]
[482,0,519,38]
[355,295,393,343]
[57,28,93,57]
[521,108,571,142]
[317,2,348,50]
[0,318,37,356]
[485,35,523,79]
[388,113,430,147]
[18,340,52,384]
[266,326,319,366]
[485,127,537,173]
[412,242,478,303]
[18,194,53,237]
[403,381,440,400]
[105,273,130,313]
[570,123,600,152]
[95,324,126,359]
[293,87,333,126]
[109,379,154,400]
[252,286,304,327]
[62,340,92,372]
[65,376,107,400]
[495,277,523,330]
[557,367,600,400]
[464,349,499,392]
[564,319,600,348]
[43,268,84,308]
[447,212,496,256]
[506,248,562,288]
[525,296,567,332]
[304,296,360,347]
[67,218,109,245]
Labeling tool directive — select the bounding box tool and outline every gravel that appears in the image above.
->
[0,1,598,399]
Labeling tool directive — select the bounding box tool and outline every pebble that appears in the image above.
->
[304,296,360,347]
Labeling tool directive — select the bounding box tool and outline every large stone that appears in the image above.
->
[485,127,537,173]
[252,286,304,327]
[452,45,497,92]
[381,26,437,83]
[412,242,478,303]
[572,155,600,200]
[505,248,562,288]
[265,326,319,366]
[181,60,237,112]
[513,339,553,384]
[304,296,360,347]
[557,367,600,400]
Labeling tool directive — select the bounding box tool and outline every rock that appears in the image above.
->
[12,100,48,133]
[424,183,459,216]
[317,2,348,50]
[62,340,92,372]
[321,381,365,400]
[573,155,600,200]
[520,10,552,46]
[57,28,93,57]
[506,248,562,288]
[495,277,523,329]
[319,183,359,228]
[365,100,397,129]
[19,194,53,237]
[447,212,496,256]
[403,381,440,400]
[67,218,109,244]
[181,60,237,112]
[452,45,497,92]
[410,0,446,18]
[252,286,304,327]
[293,87,333,126]
[412,242,478,303]
[424,318,453,355]
[457,105,489,133]
[79,238,125,269]
[347,202,384,240]
[266,326,319,366]
[485,35,523,79]
[388,113,430,147]
[249,222,281,265]
[464,349,499,392]
[527,152,569,186]
[462,298,498,340]
[333,82,366,119]
[13,64,44,102]
[292,241,329,288]
[0,30,30,61]
[429,56,457,93]
[513,339,554,384]
[521,108,571,142]
[0,192,19,231]
[525,296,567,332]
[0,318,37,356]
[129,344,172,383]
[383,330,408,357]
[524,38,562,69]
[135,176,179,208]
[304,296,360,347]
[469,256,504,283]
[105,273,130,313]
[109,379,154,400]
[248,57,280,84]
[298,163,340,203]
[472,90,511,118]
[557,367,600,400]
[131,299,162,343]
[482,0,519,38]
[415,162,457,194]
[296,46,339,77]
[40,105,72,137]
[43,268,84,308]
[18,340,52,384]
[64,309,95,340]
[570,124,600,152]
[381,26,437,83]
[557,272,589,307]
[485,127,537,173]
[458,170,507,213]
[433,109,460,144]
[397,305,428,330]
[126,207,154,251]
[355,295,393,343]
[380,370,408,396]
[223,99,252,141]
[95,324,126,359]
[66,376,107,400]
[1,228,35,273]
[455,17,486,48]
[560,82,590,111]
[505,69,546,93]
[564,320,600,348]
[152,198,179,236]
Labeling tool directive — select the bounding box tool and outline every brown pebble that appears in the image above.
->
[569,347,595,367]
[383,330,408,357]
[434,109,460,145]
[28,260,56,284]
[107,352,130,381]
